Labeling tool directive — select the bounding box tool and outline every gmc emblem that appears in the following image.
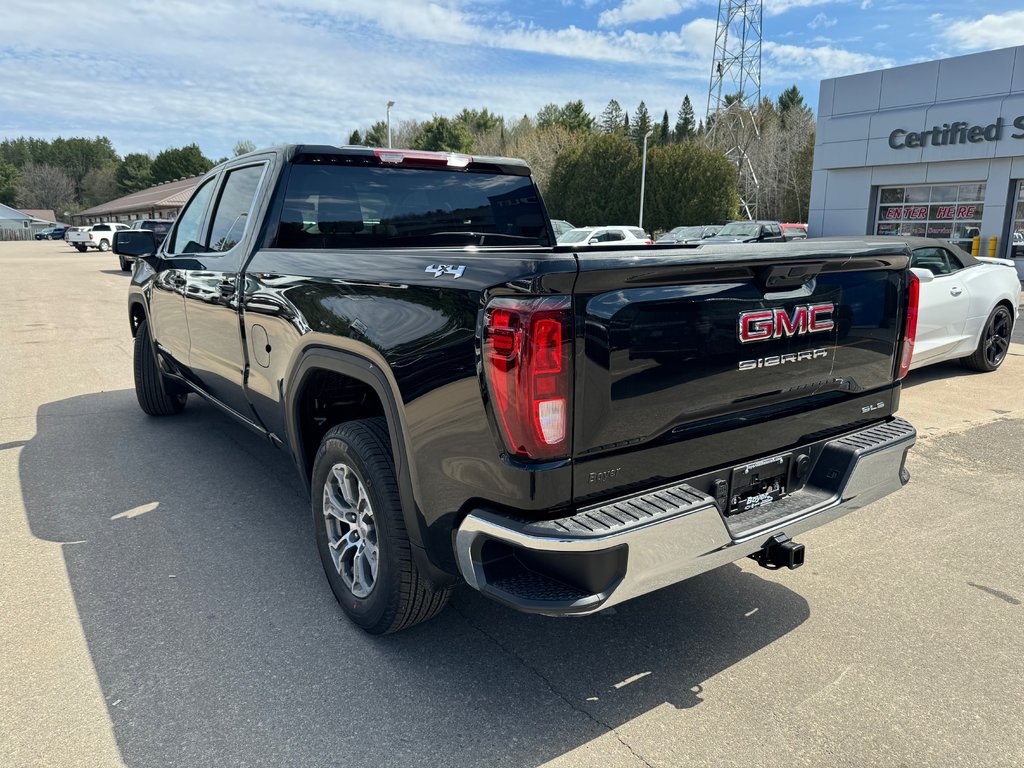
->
[738,303,835,343]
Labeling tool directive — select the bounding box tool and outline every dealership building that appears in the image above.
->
[810,44,1024,275]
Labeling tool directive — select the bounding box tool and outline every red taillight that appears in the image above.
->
[898,271,920,380]
[483,297,572,460]
[88,233,93,240]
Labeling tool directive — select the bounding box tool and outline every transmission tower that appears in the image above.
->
[705,0,763,219]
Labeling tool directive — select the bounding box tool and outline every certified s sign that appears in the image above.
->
[738,303,835,343]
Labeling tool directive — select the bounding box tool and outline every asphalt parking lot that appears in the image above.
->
[1,239,1023,768]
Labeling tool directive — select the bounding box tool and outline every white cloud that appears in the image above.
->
[941,10,1024,51]
[0,1,726,158]
[765,0,836,16]
[860,0,872,9]
[809,12,838,29]
[598,0,695,28]
[764,41,893,80]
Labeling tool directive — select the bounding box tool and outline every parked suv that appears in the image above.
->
[702,220,787,244]
[557,225,651,245]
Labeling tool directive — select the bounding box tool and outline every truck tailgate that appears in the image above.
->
[571,241,911,503]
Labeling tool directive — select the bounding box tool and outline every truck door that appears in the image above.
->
[150,176,218,375]
[182,161,270,422]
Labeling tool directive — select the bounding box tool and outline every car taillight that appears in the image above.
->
[88,233,93,240]
[483,296,572,460]
[898,271,920,380]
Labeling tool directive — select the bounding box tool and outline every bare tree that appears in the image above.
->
[498,120,587,194]
[391,119,422,150]
[15,163,75,212]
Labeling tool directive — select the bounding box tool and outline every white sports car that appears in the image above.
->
[906,237,1020,372]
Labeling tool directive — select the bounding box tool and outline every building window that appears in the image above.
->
[875,183,985,249]
[1010,182,1024,260]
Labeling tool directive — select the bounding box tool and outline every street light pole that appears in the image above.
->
[639,129,654,230]
[386,100,395,148]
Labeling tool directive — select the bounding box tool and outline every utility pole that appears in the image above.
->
[639,129,654,230]
[387,100,395,148]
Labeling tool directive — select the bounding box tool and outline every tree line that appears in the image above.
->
[0,137,256,217]
[0,89,813,229]
[347,89,814,229]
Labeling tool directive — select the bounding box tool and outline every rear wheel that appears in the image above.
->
[119,255,130,271]
[133,319,187,415]
[312,418,450,634]
[961,305,1013,372]
[98,239,110,252]
[75,244,87,252]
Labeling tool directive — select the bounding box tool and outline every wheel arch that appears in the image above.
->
[285,347,432,561]
[128,298,148,338]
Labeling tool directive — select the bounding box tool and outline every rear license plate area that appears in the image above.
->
[728,453,790,516]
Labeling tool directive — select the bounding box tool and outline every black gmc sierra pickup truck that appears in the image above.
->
[114,145,918,634]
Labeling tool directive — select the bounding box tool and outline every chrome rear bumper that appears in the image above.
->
[455,418,916,616]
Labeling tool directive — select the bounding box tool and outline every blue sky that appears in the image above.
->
[1,0,1022,160]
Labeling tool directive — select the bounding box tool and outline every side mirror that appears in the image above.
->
[114,230,157,259]
[588,237,598,244]
[910,267,935,283]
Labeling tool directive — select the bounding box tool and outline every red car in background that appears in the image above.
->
[781,223,808,241]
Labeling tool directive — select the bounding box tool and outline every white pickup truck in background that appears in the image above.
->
[67,222,129,252]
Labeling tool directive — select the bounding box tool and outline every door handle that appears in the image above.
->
[950,287,963,296]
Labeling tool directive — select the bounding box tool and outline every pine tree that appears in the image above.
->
[630,101,652,149]
[348,130,362,145]
[659,110,670,145]
[675,96,696,142]
[599,100,625,134]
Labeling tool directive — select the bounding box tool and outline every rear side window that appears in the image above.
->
[207,164,265,251]
[275,164,550,248]
[911,247,955,275]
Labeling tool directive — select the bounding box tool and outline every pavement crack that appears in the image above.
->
[450,602,657,768]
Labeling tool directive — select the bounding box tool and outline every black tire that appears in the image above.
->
[119,255,130,271]
[961,304,1014,372]
[98,239,110,252]
[75,244,87,252]
[312,418,450,634]
[133,319,187,415]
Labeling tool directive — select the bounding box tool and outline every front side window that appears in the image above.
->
[208,164,265,252]
[168,177,217,253]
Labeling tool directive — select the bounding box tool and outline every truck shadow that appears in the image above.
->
[900,360,975,388]
[21,391,809,767]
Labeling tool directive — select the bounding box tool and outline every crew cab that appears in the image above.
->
[114,145,918,634]
[68,222,129,252]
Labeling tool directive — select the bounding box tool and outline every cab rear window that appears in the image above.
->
[274,164,550,248]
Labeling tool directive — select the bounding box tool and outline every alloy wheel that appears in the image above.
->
[322,462,379,598]
[984,308,1011,368]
